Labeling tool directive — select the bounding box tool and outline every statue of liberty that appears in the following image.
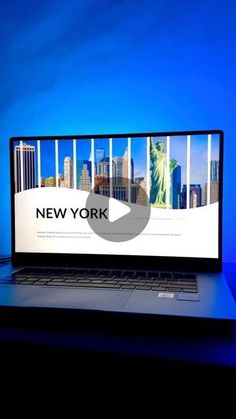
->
[150,137,177,208]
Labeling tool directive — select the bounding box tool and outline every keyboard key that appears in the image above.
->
[21,281,34,285]
[167,280,180,284]
[121,285,135,290]
[178,281,197,286]
[33,281,49,285]
[64,279,77,283]
[77,279,90,283]
[91,280,104,284]
[182,288,198,293]
[131,281,144,286]
[167,288,181,292]
[103,280,118,284]
[117,281,131,285]
[46,281,66,286]
[21,277,35,282]
[167,283,183,289]
[179,278,196,283]
[37,278,50,282]
[51,278,64,282]
[153,280,166,285]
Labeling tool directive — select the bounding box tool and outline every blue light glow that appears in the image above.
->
[0,0,236,262]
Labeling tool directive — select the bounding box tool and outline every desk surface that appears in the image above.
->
[0,261,236,372]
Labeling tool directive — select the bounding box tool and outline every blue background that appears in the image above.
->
[0,0,236,262]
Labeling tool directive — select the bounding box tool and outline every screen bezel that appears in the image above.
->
[10,130,223,272]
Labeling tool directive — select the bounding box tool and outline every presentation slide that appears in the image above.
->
[13,134,220,259]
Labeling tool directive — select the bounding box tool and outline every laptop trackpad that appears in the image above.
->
[25,287,131,311]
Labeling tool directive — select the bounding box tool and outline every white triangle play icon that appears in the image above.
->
[108,198,131,223]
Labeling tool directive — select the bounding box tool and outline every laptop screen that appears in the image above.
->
[12,132,221,260]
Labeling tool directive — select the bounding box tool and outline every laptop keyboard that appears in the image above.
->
[2,268,198,293]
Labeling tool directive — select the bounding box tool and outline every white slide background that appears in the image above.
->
[15,188,218,258]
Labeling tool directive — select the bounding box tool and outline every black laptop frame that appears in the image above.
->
[10,130,223,272]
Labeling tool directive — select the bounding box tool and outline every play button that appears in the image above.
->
[86,177,151,242]
[108,198,131,223]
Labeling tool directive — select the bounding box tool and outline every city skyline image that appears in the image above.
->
[151,134,219,209]
[13,135,220,209]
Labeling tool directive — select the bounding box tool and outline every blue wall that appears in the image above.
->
[1,0,236,262]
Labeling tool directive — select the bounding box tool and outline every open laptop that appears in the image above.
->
[1,130,236,322]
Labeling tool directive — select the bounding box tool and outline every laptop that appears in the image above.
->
[1,130,236,322]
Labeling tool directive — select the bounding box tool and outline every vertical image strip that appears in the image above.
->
[166,136,170,208]
[20,140,24,192]
[127,137,131,203]
[146,137,150,202]
[30,145,33,190]
[186,135,191,209]
[37,140,41,188]
[207,134,212,205]
[55,139,59,187]
[14,143,18,193]
[91,138,95,189]
[109,137,113,198]
[73,139,77,189]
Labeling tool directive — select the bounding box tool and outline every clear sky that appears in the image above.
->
[1,1,236,260]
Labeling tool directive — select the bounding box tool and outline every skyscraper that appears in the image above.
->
[136,178,148,206]
[14,143,36,193]
[182,184,202,208]
[97,158,115,177]
[131,184,138,204]
[78,164,92,192]
[191,191,198,208]
[58,174,64,187]
[171,165,181,209]
[77,160,92,190]
[95,148,105,163]
[122,147,134,183]
[202,181,219,206]
[112,157,123,185]
[190,184,202,208]
[203,183,207,206]
[210,161,219,182]
[64,156,73,188]
[210,181,219,204]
